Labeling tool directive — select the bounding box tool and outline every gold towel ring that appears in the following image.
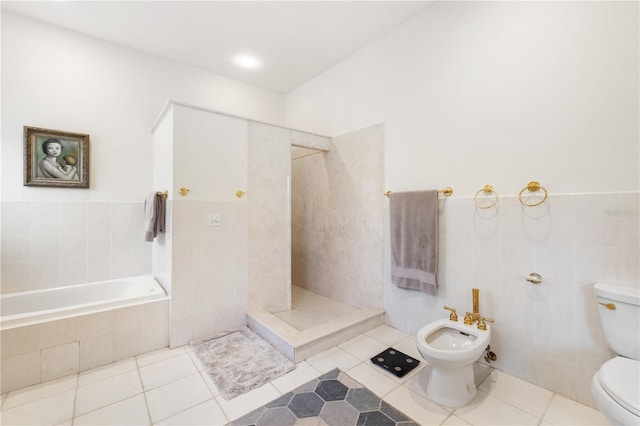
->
[473,185,498,209]
[518,181,548,207]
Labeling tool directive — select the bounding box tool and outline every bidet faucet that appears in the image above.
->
[443,306,458,321]
[463,288,486,325]
[477,316,494,331]
[472,288,479,316]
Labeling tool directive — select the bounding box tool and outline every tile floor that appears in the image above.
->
[0,325,609,426]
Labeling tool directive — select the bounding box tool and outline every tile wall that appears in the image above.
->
[1,201,151,294]
[247,122,292,313]
[169,200,248,347]
[291,124,385,310]
[0,299,169,393]
[247,121,331,313]
[384,191,640,408]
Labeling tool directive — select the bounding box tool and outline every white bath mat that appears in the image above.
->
[190,328,295,400]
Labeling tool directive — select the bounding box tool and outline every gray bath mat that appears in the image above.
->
[190,328,295,400]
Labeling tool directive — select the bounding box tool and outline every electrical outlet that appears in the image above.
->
[208,213,221,227]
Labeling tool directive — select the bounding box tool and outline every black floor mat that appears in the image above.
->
[370,347,421,378]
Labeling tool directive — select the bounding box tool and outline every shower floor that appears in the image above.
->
[272,286,359,331]
[247,287,384,362]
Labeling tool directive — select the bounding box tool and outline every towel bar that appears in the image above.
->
[385,187,453,198]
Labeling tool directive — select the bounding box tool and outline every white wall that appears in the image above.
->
[285,1,639,196]
[283,1,639,407]
[1,11,284,202]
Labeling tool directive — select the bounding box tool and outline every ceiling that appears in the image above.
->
[1,1,432,93]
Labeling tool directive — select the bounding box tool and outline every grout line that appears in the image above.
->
[439,412,456,426]
[538,392,556,425]
[152,397,219,425]
[136,361,154,426]
[73,390,147,422]
[136,346,187,369]
[70,373,80,425]
[211,396,230,424]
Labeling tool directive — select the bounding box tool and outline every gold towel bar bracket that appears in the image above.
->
[156,191,168,198]
[385,187,453,198]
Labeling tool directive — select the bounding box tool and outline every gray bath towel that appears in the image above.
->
[390,190,439,294]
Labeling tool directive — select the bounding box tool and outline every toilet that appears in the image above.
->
[416,317,491,407]
[591,282,640,425]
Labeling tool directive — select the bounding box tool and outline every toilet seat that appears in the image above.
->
[416,318,489,364]
[599,357,640,417]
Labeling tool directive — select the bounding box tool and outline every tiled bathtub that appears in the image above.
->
[0,275,170,393]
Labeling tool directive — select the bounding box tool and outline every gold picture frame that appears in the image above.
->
[24,126,90,188]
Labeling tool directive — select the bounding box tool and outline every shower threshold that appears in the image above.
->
[247,286,384,362]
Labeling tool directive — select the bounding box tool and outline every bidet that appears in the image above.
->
[416,316,491,407]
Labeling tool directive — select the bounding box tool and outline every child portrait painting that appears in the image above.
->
[24,126,89,188]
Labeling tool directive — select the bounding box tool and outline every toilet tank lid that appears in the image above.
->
[600,357,640,417]
[594,283,640,305]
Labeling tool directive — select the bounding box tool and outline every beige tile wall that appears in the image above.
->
[247,122,292,312]
[291,123,385,310]
[1,201,151,294]
[169,200,248,347]
[384,191,639,408]
[0,299,169,393]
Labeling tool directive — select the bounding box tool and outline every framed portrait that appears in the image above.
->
[24,126,90,188]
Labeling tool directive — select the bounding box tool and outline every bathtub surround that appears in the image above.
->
[0,297,169,393]
[0,201,151,294]
[190,328,295,400]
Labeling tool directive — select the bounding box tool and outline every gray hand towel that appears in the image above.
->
[390,190,439,294]
[154,193,166,235]
[144,192,157,242]
[143,192,166,242]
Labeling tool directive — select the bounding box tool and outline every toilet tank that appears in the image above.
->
[593,283,640,360]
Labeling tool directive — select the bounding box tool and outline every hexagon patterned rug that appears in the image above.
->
[227,368,419,426]
[190,328,295,400]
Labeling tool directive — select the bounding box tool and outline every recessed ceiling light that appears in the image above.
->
[234,54,260,69]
